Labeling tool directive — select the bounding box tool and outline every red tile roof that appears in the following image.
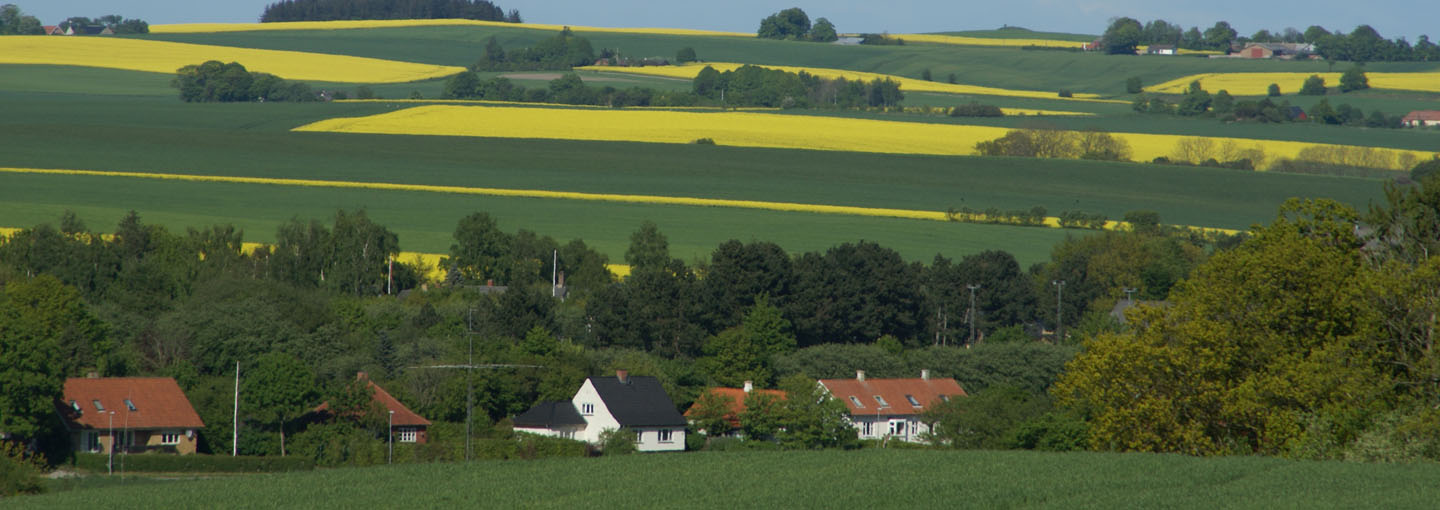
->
[683,387,787,427]
[59,377,204,430]
[316,373,430,427]
[818,376,966,417]
[1403,110,1440,122]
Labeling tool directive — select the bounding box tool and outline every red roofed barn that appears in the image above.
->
[1402,110,1440,128]
[818,370,966,443]
[316,372,431,443]
[58,376,205,455]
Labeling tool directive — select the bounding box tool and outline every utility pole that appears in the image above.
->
[466,308,476,462]
[1123,287,1137,303]
[232,360,239,457]
[1052,280,1066,342]
[551,250,558,298]
[966,284,981,345]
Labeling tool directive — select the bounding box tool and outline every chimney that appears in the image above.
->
[921,369,931,381]
[856,370,866,382]
[486,279,494,287]
[356,371,368,381]
[616,370,628,384]
[743,380,753,393]
[86,371,99,379]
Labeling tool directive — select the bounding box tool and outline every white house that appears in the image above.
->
[817,370,967,443]
[513,370,687,452]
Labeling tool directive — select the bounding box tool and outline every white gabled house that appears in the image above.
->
[513,370,687,452]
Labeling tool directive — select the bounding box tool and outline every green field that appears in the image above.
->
[18,449,1440,508]
[0,88,1397,264]
[928,28,1097,42]
[136,27,1440,95]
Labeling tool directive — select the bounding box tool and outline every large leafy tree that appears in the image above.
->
[1055,199,1392,455]
[0,276,103,442]
[1102,17,1143,54]
[245,352,318,456]
[786,242,923,346]
[757,8,811,40]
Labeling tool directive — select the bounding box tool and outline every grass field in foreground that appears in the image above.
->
[19,449,1440,508]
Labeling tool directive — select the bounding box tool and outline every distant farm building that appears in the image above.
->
[1146,44,1176,55]
[1232,42,1316,59]
[1402,111,1440,127]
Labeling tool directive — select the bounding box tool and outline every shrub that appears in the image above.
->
[1339,66,1370,93]
[1,442,44,497]
[1125,76,1143,94]
[691,138,716,145]
[1300,74,1327,95]
[1058,89,1073,98]
[599,428,637,455]
[1267,83,1281,96]
[948,102,1003,117]
[675,47,697,64]
[71,452,314,473]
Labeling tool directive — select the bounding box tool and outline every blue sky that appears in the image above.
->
[23,1,1439,41]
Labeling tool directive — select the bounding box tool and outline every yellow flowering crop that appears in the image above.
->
[292,105,1434,169]
[576,62,1116,102]
[0,36,464,83]
[1149,72,1440,95]
[153,19,752,38]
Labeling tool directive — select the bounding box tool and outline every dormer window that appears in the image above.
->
[125,399,137,412]
[939,395,951,402]
[905,395,921,407]
[71,401,81,413]
[848,396,864,408]
[93,400,105,412]
[873,395,889,407]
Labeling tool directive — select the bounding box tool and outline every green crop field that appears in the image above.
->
[137,26,1440,95]
[927,28,1097,42]
[18,449,1440,508]
[0,91,1394,261]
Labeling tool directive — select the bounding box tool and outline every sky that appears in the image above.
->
[22,1,1440,41]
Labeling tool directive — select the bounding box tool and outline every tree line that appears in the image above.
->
[172,61,321,103]
[0,3,41,34]
[260,0,519,23]
[0,203,1228,465]
[756,8,837,42]
[1101,18,1439,61]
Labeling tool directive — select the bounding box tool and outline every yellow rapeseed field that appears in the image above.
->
[292,105,1434,169]
[152,19,752,37]
[0,36,464,83]
[1148,72,1440,95]
[576,62,1117,102]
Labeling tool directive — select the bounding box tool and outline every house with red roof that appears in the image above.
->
[315,372,431,443]
[817,370,966,443]
[683,381,786,436]
[1402,110,1440,128]
[57,376,205,455]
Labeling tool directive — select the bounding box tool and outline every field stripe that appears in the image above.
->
[0,167,1238,235]
[152,20,752,38]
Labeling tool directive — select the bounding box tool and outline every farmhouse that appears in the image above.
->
[818,370,966,443]
[1234,42,1316,59]
[314,372,431,443]
[683,381,787,436]
[512,370,687,452]
[57,376,205,455]
[1146,44,1176,56]
[1402,110,1440,127]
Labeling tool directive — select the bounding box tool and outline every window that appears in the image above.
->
[939,395,951,402]
[635,430,645,443]
[124,399,137,412]
[560,430,574,439]
[160,432,181,445]
[70,401,81,413]
[861,421,873,436]
[848,396,864,408]
[92,400,105,412]
[397,427,418,443]
[86,432,101,452]
[581,403,594,415]
[889,420,907,436]
[905,394,921,407]
[658,429,674,443]
[873,395,889,407]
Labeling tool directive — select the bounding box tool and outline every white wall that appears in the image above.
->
[847,415,931,443]
[634,427,686,452]
[572,379,619,444]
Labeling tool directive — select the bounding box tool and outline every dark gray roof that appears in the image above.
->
[591,376,687,427]
[512,401,585,428]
